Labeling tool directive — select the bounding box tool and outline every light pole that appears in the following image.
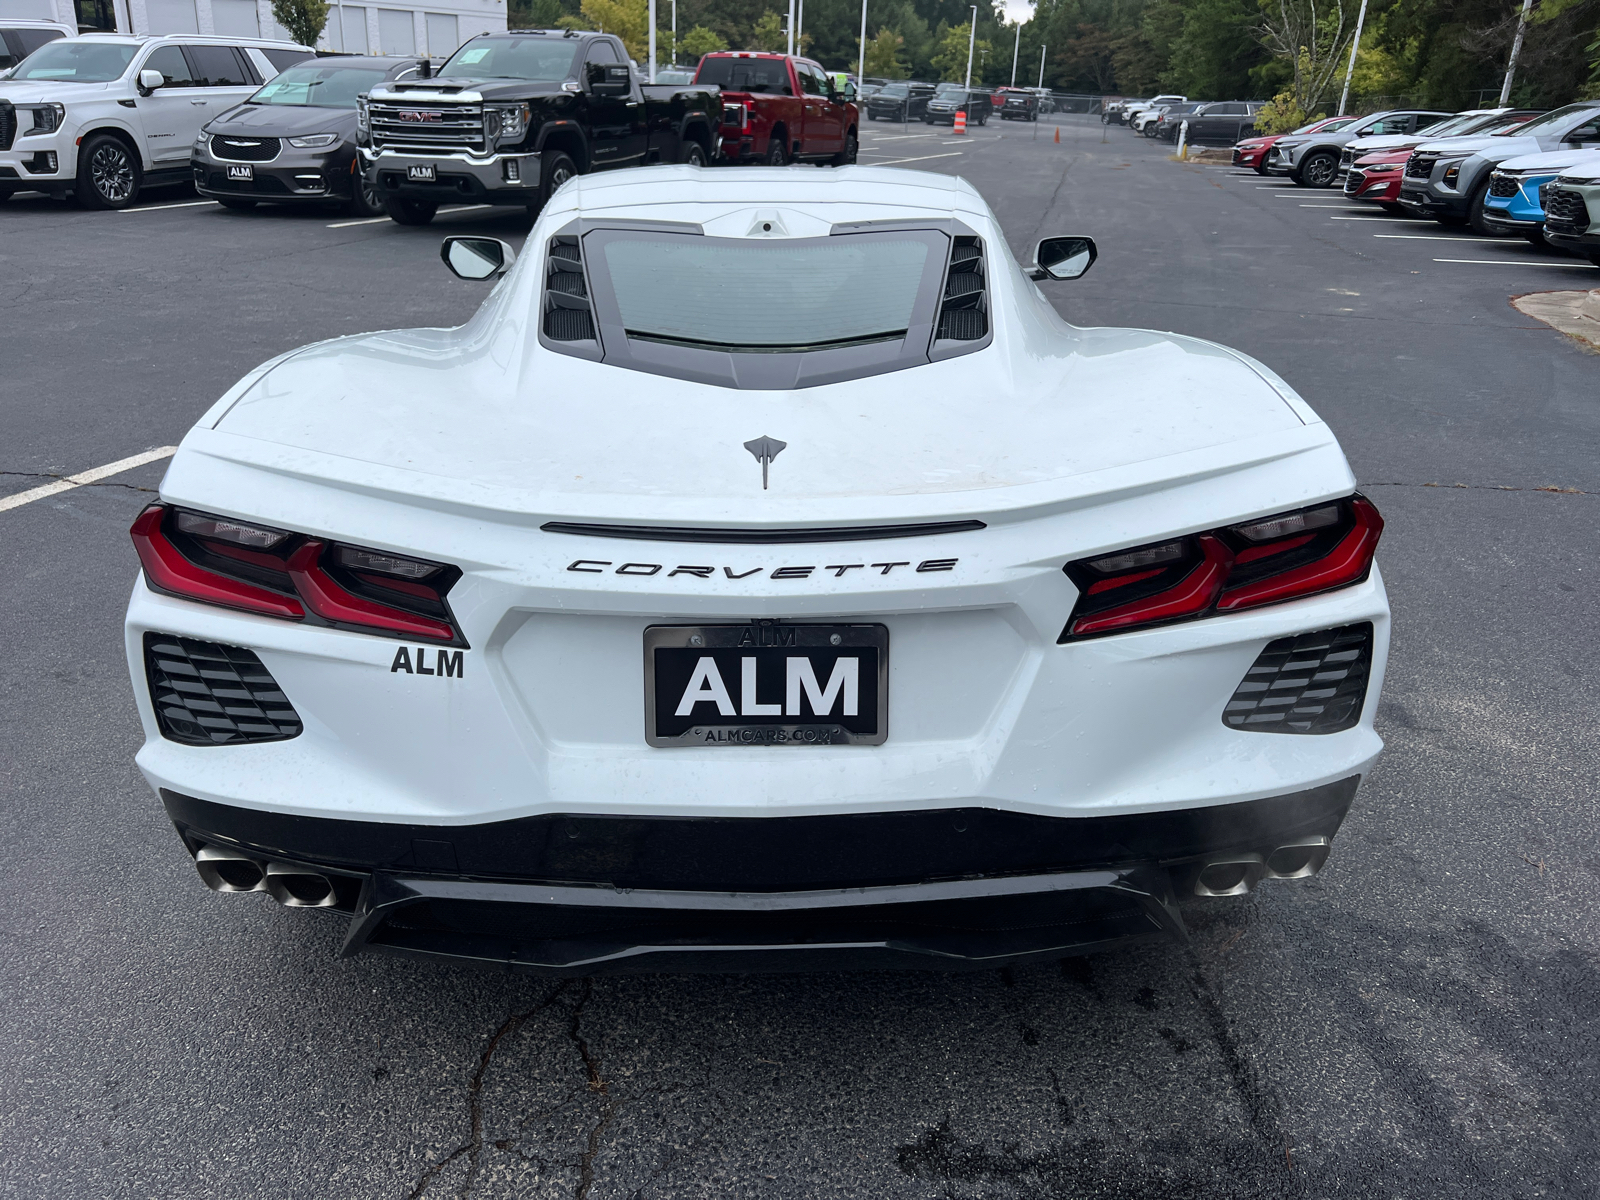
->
[671,0,676,65]
[787,0,795,55]
[963,5,975,90]
[1500,0,1535,105]
[1037,43,1045,88]
[1011,22,1019,87]
[1335,0,1369,116]
[648,0,655,82]
[857,0,867,93]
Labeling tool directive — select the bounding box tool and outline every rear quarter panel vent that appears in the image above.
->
[539,232,602,361]
[929,235,992,362]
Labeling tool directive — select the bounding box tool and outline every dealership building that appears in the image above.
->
[5,0,506,57]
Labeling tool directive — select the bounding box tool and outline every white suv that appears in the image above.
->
[0,33,313,208]
[0,18,76,75]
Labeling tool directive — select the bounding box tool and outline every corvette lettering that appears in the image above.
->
[567,558,957,576]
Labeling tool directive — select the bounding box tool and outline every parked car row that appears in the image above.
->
[1107,95,1266,145]
[1240,100,1600,262]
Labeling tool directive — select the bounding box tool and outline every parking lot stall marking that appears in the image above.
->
[1373,233,1508,243]
[1300,205,1379,210]
[1329,216,1421,222]
[871,152,965,165]
[326,216,393,229]
[121,200,220,213]
[0,447,177,513]
[1432,258,1598,268]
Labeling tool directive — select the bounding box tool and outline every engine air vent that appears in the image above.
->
[931,235,991,359]
[540,234,601,358]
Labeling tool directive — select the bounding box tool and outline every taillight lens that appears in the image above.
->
[131,504,466,645]
[1060,495,1383,641]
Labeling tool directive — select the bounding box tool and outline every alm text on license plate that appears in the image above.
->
[407,164,437,181]
[644,623,888,748]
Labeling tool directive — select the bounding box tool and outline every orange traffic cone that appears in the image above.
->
[954,110,967,135]
[1053,126,1060,144]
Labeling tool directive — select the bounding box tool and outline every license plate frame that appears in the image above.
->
[644,623,889,748]
[407,163,437,181]
[226,164,253,181]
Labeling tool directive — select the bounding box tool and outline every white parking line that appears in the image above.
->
[1330,215,1417,222]
[1433,258,1598,268]
[327,215,391,228]
[872,152,964,165]
[1300,204,1374,210]
[327,203,494,230]
[863,133,937,141]
[0,446,177,514]
[122,200,219,213]
[1373,233,1495,243]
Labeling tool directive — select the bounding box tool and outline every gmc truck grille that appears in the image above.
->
[370,101,485,154]
[211,135,281,162]
[0,102,14,152]
[1488,174,1519,198]
[1404,153,1435,179]
[1543,188,1590,233]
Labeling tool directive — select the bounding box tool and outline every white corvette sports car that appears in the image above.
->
[124,167,1388,973]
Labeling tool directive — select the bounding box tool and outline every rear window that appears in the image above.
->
[11,39,136,82]
[262,47,316,71]
[439,36,579,81]
[594,233,935,351]
[251,63,391,107]
[696,56,792,95]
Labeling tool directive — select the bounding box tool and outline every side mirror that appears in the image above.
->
[589,63,631,96]
[138,68,165,94]
[441,236,516,281]
[1029,235,1097,281]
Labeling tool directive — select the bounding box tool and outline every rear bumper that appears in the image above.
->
[362,146,542,205]
[163,776,1361,973]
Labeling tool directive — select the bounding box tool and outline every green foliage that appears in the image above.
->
[864,28,909,78]
[678,24,728,62]
[1253,89,1310,132]
[931,21,990,82]
[270,0,328,48]
[751,9,786,51]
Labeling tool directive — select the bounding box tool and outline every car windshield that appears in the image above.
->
[10,40,136,82]
[1415,114,1477,137]
[590,232,936,351]
[653,68,693,84]
[1497,104,1598,137]
[250,64,391,107]
[696,57,790,93]
[877,84,909,96]
[1298,117,1355,133]
[438,37,578,81]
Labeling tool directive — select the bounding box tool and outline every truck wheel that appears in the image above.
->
[831,131,857,167]
[529,151,577,218]
[680,140,707,167]
[76,133,141,209]
[384,197,438,226]
[346,171,385,216]
[765,137,787,166]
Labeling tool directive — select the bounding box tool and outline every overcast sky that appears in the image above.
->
[998,0,1034,24]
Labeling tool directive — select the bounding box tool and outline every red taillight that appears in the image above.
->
[1060,495,1383,641]
[130,506,305,619]
[130,504,465,645]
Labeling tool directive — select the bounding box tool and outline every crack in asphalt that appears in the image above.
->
[0,470,159,494]
[406,980,574,1200]
[1363,480,1596,495]
[571,978,621,1200]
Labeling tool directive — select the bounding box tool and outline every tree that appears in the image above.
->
[679,24,728,62]
[863,28,909,77]
[581,0,647,58]
[509,0,576,28]
[931,21,990,81]
[752,9,787,50]
[271,0,328,47]
[1255,0,1362,116]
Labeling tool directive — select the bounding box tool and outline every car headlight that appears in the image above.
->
[356,96,370,134]
[288,133,339,148]
[195,127,211,145]
[21,103,64,136]
[1362,162,1400,173]
[484,103,529,145]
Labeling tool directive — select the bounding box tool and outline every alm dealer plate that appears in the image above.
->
[644,623,888,748]
[226,164,253,181]
[407,163,437,181]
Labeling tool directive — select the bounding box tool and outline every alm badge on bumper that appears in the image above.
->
[645,623,888,747]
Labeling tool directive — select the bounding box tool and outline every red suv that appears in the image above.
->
[695,52,859,166]
[1233,116,1356,174]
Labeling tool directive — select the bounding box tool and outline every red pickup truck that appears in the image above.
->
[693,52,859,167]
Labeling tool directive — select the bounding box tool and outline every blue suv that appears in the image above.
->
[1481,148,1600,242]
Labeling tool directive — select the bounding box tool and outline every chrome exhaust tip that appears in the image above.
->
[1194,855,1265,897]
[264,862,339,908]
[1264,836,1331,880]
[194,845,267,893]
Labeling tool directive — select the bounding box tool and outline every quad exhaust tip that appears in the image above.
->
[193,845,338,907]
[1193,837,1330,897]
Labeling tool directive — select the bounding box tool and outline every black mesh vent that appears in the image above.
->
[935,235,987,344]
[211,135,281,162]
[1223,623,1373,735]
[1544,189,1590,233]
[545,306,596,341]
[1488,174,1519,198]
[144,633,302,746]
[1404,154,1434,179]
[0,102,15,153]
[542,234,599,348]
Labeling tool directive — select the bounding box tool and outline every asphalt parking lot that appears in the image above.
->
[3,112,1598,1199]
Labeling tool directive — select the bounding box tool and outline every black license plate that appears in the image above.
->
[644,624,888,747]
[407,163,437,181]
[226,164,253,181]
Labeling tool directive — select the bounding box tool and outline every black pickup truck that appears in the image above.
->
[358,29,722,225]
